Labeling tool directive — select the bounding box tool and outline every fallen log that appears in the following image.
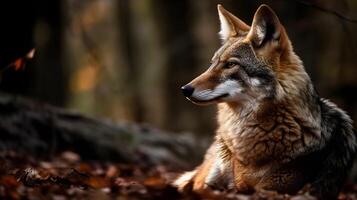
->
[0,93,205,168]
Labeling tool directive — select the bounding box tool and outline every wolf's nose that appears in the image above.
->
[181,85,194,97]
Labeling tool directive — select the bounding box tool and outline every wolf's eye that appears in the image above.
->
[223,61,237,69]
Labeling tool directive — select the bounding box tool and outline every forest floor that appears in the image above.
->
[0,151,356,200]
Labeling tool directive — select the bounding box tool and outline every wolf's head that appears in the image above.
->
[182,4,309,107]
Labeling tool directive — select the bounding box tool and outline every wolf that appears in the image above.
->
[174,4,356,199]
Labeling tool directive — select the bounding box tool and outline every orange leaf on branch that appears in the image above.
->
[7,48,36,71]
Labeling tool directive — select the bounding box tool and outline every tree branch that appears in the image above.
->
[292,0,357,23]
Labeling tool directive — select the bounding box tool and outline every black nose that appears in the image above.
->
[181,85,194,97]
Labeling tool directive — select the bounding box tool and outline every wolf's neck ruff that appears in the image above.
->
[217,94,323,166]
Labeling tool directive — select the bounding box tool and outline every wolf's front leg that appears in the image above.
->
[173,142,233,192]
[173,159,214,192]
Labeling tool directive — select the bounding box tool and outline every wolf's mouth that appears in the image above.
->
[187,93,229,105]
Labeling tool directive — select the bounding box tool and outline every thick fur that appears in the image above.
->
[174,4,356,199]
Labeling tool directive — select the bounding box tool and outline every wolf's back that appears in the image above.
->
[311,98,356,199]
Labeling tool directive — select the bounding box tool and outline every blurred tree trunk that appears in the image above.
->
[64,0,136,121]
[125,0,169,130]
[33,0,67,106]
[115,0,143,121]
[149,0,203,133]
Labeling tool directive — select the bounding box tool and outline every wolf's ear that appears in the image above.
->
[217,4,250,42]
[248,5,282,47]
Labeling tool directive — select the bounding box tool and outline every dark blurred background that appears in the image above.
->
[1,0,357,138]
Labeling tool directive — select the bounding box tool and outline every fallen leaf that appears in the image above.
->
[143,176,166,189]
[11,58,25,71]
[105,165,118,178]
[60,151,80,163]
[85,176,110,189]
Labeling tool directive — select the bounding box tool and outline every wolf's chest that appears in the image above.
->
[217,106,321,165]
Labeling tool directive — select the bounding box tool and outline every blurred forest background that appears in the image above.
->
[1,0,357,138]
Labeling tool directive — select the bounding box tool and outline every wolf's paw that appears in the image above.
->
[172,170,197,192]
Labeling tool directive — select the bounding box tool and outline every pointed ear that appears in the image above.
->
[248,5,282,47]
[217,4,250,42]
